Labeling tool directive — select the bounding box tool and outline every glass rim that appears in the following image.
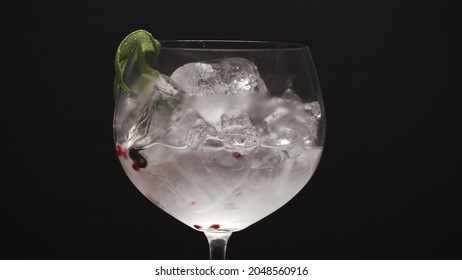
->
[158,40,308,51]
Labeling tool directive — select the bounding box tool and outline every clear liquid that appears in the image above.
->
[117,141,322,232]
[114,67,324,232]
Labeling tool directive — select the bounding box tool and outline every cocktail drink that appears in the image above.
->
[113,31,325,259]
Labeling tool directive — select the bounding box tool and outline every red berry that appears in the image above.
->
[232,152,243,159]
[209,224,220,230]
[116,144,123,155]
[132,162,140,171]
[116,144,128,158]
[193,225,202,229]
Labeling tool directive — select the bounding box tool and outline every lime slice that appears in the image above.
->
[113,29,161,100]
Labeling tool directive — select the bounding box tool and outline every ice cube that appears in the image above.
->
[159,108,199,147]
[198,144,249,188]
[221,133,260,153]
[281,88,302,102]
[114,73,186,149]
[246,146,288,190]
[170,57,267,97]
[303,101,322,119]
[292,101,322,146]
[194,112,257,189]
[248,97,290,136]
[186,116,218,150]
[220,111,253,130]
[169,57,268,127]
[184,95,228,128]
[219,112,260,153]
[249,98,321,147]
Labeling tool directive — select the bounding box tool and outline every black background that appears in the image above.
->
[2,0,461,260]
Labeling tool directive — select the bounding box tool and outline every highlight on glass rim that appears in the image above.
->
[113,29,325,259]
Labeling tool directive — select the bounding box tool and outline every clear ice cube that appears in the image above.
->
[220,111,253,130]
[186,116,218,150]
[246,146,288,190]
[219,112,260,153]
[281,88,302,102]
[169,57,268,128]
[114,73,185,148]
[160,108,200,147]
[170,57,267,97]
[249,96,321,148]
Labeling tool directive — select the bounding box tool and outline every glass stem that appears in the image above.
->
[204,231,232,260]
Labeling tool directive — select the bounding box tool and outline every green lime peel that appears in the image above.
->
[113,29,161,100]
